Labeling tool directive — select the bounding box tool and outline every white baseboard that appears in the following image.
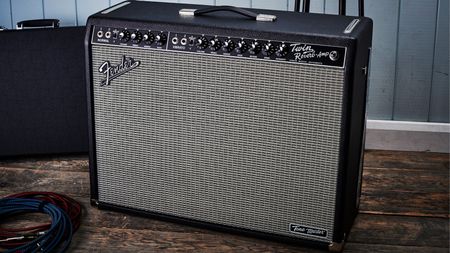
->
[365,120,450,153]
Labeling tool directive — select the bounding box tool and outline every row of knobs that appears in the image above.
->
[119,30,167,45]
[196,37,289,57]
[117,31,289,57]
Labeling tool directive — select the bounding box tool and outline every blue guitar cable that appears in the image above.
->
[0,198,74,253]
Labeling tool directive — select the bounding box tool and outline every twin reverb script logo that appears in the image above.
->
[288,43,345,67]
[98,56,140,86]
[290,43,338,62]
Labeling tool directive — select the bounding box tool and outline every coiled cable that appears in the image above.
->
[0,192,81,253]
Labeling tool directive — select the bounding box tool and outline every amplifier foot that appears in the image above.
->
[91,199,100,207]
[328,239,345,252]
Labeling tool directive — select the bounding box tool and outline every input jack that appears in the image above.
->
[105,31,111,39]
[97,30,104,38]
[180,37,187,45]
[172,37,179,45]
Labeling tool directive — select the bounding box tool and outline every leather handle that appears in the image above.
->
[179,6,277,22]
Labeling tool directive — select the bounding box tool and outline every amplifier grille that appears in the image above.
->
[91,45,345,243]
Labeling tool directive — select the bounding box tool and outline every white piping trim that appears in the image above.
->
[367,120,450,133]
[366,120,449,153]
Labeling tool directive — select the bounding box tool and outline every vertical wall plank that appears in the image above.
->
[345,0,358,16]
[251,0,288,11]
[365,0,400,120]
[310,0,325,13]
[324,0,338,14]
[149,0,178,2]
[393,0,439,121]
[178,0,213,5]
[110,0,123,5]
[139,0,179,3]
[44,0,77,26]
[289,0,318,12]
[289,0,333,14]
[216,0,251,7]
[287,0,325,13]
[429,0,449,122]
[0,0,12,28]
[291,0,360,16]
[325,0,359,16]
[76,0,109,25]
[287,0,296,11]
[11,0,44,27]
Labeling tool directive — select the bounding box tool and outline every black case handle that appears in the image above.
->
[16,19,60,29]
[179,6,277,22]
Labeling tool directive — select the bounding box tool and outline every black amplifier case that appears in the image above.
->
[0,27,88,157]
[86,1,372,251]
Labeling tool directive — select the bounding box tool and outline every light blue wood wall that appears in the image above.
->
[0,0,448,123]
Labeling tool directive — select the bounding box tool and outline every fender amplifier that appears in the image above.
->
[86,1,372,250]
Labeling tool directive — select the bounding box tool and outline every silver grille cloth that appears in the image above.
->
[91,44,345,243]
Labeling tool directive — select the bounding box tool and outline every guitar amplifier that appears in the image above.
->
[86,1,372,250]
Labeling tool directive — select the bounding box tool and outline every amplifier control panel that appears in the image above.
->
[92,26,346,68]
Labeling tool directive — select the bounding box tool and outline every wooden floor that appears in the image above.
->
[0,150,448,252]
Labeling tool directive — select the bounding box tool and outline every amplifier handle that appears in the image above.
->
[16,19,60,29]
[179,6,277,22]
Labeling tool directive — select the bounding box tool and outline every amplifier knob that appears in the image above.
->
[196,36,208,49]
[155,33,167,45]
[222,39,235,52]
[142,32,155,45]
[262,43,275,56]
[249,41,261,55]
[119,30,130,42]
[131,31,142,44]
[209,38,222,51]
[276,43,289,57]
[236,40,248,54]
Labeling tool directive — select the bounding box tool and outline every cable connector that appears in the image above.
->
[0,236,25,242]
[0,231,46,242]
[23,232,45,239]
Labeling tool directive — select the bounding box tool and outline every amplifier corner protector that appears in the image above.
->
[90,199,100,207]
[328,240,345,252]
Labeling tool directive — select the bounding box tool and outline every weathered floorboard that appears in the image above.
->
[360,167,449,217]
[1,196,447,249]
[363,150,449,170]
[0,167,90,197]
[349,214,449,248]
[70,225,322,253]
[0,156,88,172]
[0,150,448,252]
[2,152,448,217]
[344,243,448,253]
